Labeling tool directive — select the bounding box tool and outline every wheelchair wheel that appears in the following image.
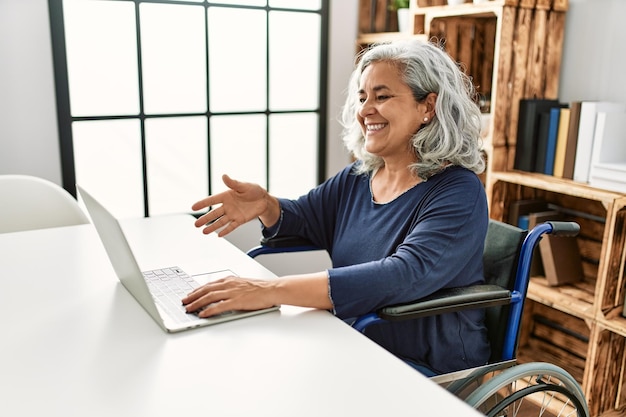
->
[463,362,589,417]
[443,362,513,400]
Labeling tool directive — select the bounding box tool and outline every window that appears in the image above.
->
[48,0,328,218]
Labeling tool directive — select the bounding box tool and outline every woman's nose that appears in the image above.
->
[359,100,376,117]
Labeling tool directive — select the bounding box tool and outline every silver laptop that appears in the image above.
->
[77,185,279,333]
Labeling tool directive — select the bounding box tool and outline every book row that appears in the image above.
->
[513,99,626,193]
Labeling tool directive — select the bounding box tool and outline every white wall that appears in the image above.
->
[325,0,356,178]
[0,0,63,183]
[558,0,626,103]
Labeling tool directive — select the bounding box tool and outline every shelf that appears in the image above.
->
[527,277,596,321]
[412,0,569,13]
[598,308,626,338]
[357,32,427,45]
[490,171,626,205]
[413,0,507,19]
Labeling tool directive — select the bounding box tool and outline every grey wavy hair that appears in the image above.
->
[340,39,485,180]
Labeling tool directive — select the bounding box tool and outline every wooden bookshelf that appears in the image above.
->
[489,170,626,417]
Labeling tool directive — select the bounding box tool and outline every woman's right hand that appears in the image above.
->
[191,174,280,237]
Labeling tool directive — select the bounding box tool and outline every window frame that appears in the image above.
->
[47,0,329,216]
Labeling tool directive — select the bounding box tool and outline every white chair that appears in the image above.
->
[0,174,90,233]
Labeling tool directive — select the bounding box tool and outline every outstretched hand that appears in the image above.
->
[192,174,279,237]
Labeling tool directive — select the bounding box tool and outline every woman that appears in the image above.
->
[183,39,490,374]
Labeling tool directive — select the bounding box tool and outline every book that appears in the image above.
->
[588,111,626,192]
[589,111,626,166]
[514,98,560,172]
[552,107,571,178]
[543,105,568,175]
[561,101,582,179]
[528,210,584,286]
[572,101,626,183]
[533,111,552,173]
[508,199,549,227]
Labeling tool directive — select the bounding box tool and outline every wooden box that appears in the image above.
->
[489,170,626,416]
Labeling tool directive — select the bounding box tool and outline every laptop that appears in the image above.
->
[77,185,279,333]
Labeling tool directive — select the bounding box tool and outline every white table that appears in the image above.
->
[0,215,483,416]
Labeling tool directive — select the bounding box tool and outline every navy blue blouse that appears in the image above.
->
[263,162,490,373]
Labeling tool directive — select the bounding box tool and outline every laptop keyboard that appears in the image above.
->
[143,267,201,323]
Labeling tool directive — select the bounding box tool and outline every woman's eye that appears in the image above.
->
[358,95,390,103]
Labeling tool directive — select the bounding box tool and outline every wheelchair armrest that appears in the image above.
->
[378,284,512,321]
[259,235,317,248]
[246,236,320,258]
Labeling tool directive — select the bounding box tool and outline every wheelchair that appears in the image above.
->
[247,219,589,417]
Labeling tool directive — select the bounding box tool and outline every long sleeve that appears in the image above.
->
[264,163,488,317]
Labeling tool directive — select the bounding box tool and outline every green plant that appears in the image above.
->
[388,0,410,11]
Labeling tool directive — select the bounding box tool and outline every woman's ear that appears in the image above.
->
[424,93,437,119]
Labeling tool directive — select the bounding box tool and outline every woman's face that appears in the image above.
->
[356,61,428,161]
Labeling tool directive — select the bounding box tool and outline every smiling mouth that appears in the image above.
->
[366,123,387,132]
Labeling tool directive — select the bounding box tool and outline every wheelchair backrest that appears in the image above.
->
[482,220,528,362]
